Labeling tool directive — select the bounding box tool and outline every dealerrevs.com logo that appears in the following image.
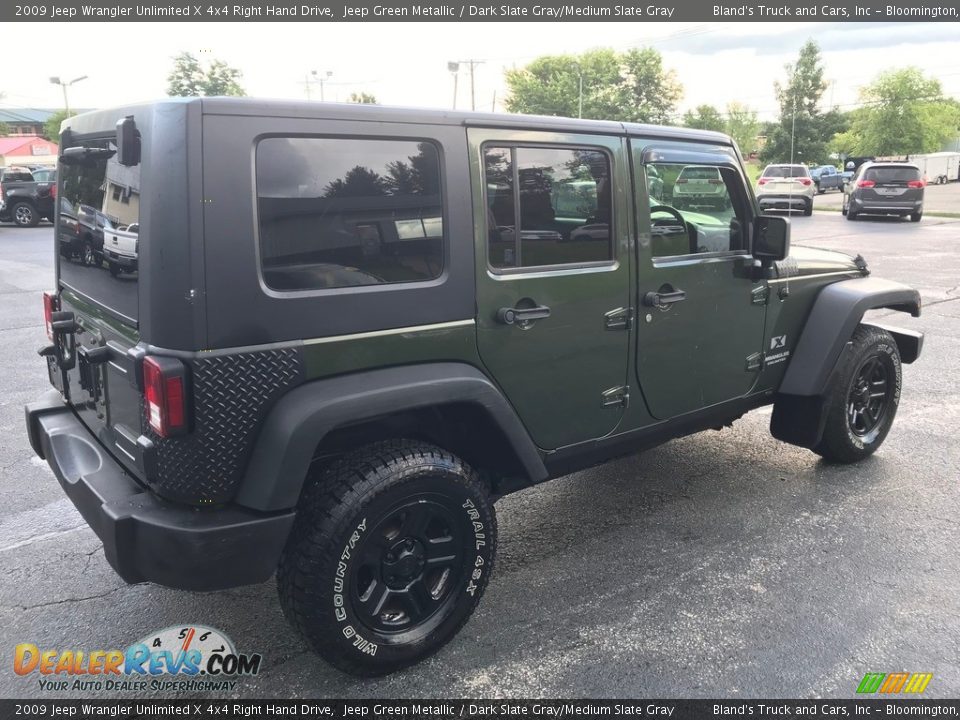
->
[14,625,262,693]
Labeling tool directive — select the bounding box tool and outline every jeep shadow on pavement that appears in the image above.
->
[25,99,924,676]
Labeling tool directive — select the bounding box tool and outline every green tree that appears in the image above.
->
[619,48,683,125]
[166,52,245,97]
[42,110,72,141]
[761,40,831,164]
[848,68,959,155]
[683,104,724,132]
[724,102,760,155]
[504,47,681,124]
[348,92,378,104]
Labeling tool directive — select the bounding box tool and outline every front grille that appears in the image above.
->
[143,347,305,505]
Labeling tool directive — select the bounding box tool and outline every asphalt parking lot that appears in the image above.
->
[1,212,958,699]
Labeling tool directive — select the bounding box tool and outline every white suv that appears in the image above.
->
[756,164,816,216]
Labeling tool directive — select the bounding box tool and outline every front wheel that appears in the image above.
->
[278,440,497,676]
[814,325,902,463]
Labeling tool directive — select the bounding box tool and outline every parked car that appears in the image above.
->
[75,204,116,266]
[809,165,845,194]
[843,162,925,222]
[0,166,56,227]
[671,165,728,210]
[27,99,923,677]
[755,164,815,216]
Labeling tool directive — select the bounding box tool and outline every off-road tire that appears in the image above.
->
[814,325,901,464]
[277,440,497,676]
[11,201,39,228]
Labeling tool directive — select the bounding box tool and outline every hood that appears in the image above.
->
[779,245,866,278]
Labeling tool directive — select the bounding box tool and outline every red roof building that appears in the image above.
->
[0,135,58,167]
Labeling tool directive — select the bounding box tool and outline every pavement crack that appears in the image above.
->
[12,585,125,611]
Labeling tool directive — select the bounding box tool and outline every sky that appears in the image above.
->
[4,21,959,121]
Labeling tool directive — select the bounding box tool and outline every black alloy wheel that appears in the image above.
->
[846,355,893,443]
[351,496,464,636]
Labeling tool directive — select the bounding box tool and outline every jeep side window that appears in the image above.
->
[645,163,748,258]
[256,137,444,291]
[485,145,612,270]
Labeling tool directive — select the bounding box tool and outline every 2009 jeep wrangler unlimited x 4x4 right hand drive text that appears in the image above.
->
[25,99,923,676]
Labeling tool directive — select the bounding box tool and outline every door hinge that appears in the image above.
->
[604,307,633,330]
[745,352,763,372]
[751,285,770,306]
[601,385,629,408]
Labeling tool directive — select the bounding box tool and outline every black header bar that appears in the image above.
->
[4,0,959,22]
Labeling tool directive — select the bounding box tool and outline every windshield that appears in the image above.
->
[57,138,141,322]
[762,166,808,178]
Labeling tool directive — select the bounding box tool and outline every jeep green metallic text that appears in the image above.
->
[25,100,924,676]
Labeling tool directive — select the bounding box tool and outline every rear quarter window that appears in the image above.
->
[762,166,808,178]
[255,137,444,292]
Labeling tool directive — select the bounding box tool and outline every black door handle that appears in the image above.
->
[643,289,686,308]
[497,305,551,325]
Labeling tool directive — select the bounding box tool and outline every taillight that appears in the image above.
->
[757,178,768,185]
[142,356,188,437]
[798,178,812,186]
[857,180,876,188]
[43,291,58,340]
[907,179,925,188]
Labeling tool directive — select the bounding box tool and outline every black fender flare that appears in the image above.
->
[234,363,548,512]
[771,277,922,449]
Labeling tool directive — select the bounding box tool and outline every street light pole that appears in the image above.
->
[448,59,483,111]
[447,62,459,110]
[49,75,88,116]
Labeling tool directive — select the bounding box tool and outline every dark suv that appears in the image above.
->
[26,99,924,676]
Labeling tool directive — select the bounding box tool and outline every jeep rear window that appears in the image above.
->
[255,137,444,292]
[57,138,140,322]
[863,166,921,183]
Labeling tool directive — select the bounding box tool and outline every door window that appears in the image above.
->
[485,146,613,270]
[644,163,748,258]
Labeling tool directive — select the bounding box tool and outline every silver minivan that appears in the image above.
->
[843,162,925,222]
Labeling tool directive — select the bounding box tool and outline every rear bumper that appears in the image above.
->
[851,197,922,213]
[25,390,295,591]
[758,193,811,209]
[104,249,138,269]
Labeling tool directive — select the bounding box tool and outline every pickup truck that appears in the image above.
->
[0,166,56,227]
[102,222,139,276]
[809,165,848,194]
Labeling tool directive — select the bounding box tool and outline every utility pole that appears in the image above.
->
[449,59,484,111]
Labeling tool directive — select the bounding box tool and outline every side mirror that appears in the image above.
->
[116,115,141,167]
[753,214,790,263]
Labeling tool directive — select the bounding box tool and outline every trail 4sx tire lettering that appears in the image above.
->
[814,325,902,464]
[277,440,496,676]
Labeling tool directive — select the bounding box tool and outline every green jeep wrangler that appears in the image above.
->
[25,99,923,676]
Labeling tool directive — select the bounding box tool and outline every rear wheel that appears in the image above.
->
[11,202,39,228]
[82,240,97,266]
[803,199,813,216]
[278,440,497,676]
[910,212,922,223]
[814,325,901,464]
[109,262,121,277]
